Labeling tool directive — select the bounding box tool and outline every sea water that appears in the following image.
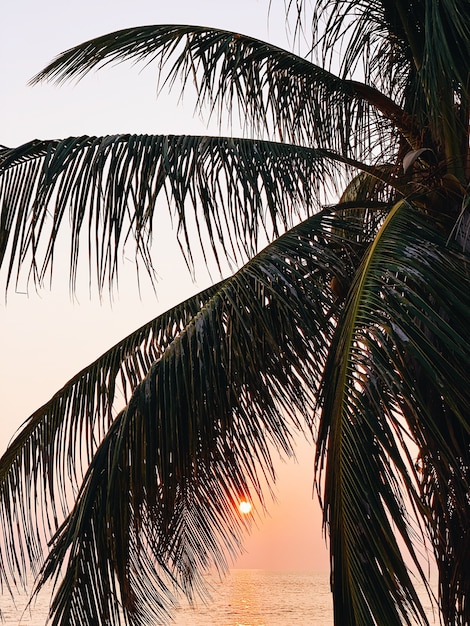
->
[173,570,332,626]
[1,569,438,625]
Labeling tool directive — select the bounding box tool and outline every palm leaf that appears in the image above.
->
[4,210,363,625]
[0,281,223,588]
[30,25,419,155]
[0,135,345,295]
[316,199,470,624]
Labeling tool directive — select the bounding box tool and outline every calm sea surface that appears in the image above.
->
[1,569,438,625]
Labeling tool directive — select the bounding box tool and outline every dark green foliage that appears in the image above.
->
[1,1,469,624]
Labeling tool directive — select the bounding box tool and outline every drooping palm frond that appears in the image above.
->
[0,281,224,589]
[0,135,347,295]
[316,200,470,625]
[30,25,420,157]
[1,210,365,624]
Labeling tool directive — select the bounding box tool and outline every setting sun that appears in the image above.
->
[238,501,253,515]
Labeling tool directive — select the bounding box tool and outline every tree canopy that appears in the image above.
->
[1,1,470,624]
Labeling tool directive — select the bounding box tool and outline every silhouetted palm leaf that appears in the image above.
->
[2,212,362,624]
[31,25,416,156]
[317,201,470,625]
[0,135,346,294]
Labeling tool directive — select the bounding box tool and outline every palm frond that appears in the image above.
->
[3,210,364,624]
[316,199,470,624]
[30,25,418,156]
[0,135,345,295]
[0,281,223,588]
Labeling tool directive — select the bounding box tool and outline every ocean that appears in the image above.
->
[1,569,438,625]
[173,570,332,625]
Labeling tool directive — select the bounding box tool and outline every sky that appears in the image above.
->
[0,0,329,572]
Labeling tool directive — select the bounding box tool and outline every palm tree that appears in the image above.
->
[1,1,470,624]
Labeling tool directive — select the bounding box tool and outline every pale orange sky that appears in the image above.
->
[1,0,330,573]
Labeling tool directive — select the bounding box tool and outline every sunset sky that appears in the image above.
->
[1,0,330,572]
